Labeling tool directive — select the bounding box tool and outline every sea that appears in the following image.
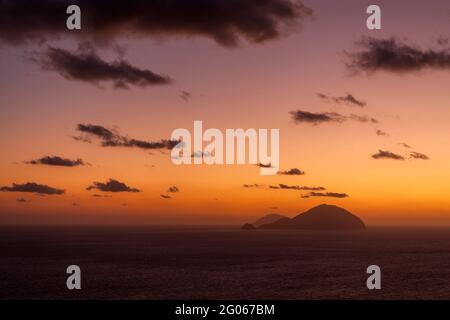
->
[1,225,450,299]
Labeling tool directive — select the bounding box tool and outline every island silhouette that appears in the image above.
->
[253,213,287,227]
[243,204,366,230]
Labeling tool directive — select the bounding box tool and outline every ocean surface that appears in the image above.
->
[1,225,450,299]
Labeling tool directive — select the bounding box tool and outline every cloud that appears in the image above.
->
[371,150,405,160]
[398,142,412,149]
[301,192,348,198]
[16,198,29,203]
[317,92,366,107]
[316,93,328,100]
[278,168,305,175]
[272,184,326,191]
[346,37,450,74]
[256,162,272,168]
[75,123,179,150]
[243,184,263,188]
[409,151,430,160]
[376,129,389,136]
[348,114,378,124]
[72,203,80,207]
[1,182,65,195]
[180,91,192,102]
[160,194,172,199]
[0,0,312,47]
[34,46,171,89]
[290,110,378,125]
[86,179,140,192]
[191,151,212,158]
[290,110,346,125]
[168,186,180,193]
[92,194,112,198]
[337,94,366,107]
[26,156,86,167]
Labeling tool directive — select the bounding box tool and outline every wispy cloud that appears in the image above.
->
[301,192,348,198]
[278,168,305,175]
[290,110,346,125]
[348,114,378,124]
[243,184,263,188]
[34,46,171,89]
[398,142,412,149]
[317,92,366,107]
[87,179,140,193]
[26,156,87,167]
[180,91,192,102]
[409,151,430,160]
[191,151,212,158]
[167,186,180,193]
[376,129,389,136]
[1,182,65,195]
[346,37,450,74]
[92,194,112,198]
[290,110,378,125]
[371,150,405,160]
[75,124,179,150]
[256,163,272,168]
[271,184,326,191]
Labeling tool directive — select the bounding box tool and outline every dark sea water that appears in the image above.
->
[1,225,450,299]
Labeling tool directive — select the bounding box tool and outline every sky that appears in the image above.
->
[0,0,449,225]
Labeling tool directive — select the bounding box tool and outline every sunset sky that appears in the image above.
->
[1,0,449,225]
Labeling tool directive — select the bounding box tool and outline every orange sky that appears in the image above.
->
[0,0,449,225]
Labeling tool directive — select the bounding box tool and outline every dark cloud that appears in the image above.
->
[278,168,305,175]
[346,37,450,74]
[92,194,112,198]
[160,194,172,199]
[269,206,279,209]
[191,151,212,158]
[75,123,179,150]
[301,192,348,198]
[243,184,262,188]
[256,163,272,168]
[26,155,86,167]
[317,93,366,107]
[34,46,171,89]
[180,91,192,102]
[72,203,80,206]
[398,142,412,149]
[410,151,430,160]
[290,110,378,125]
[290,110,346,125]
[1,182,65,195]
[337,94,366,107]
[168,186,180,193]
[348,114,378,124]
[272,184,326,191]
[86,179,140,193]
[16,198,29,203]
[371,150,405,160]
[376,129,389,136]
[0,0,312,47]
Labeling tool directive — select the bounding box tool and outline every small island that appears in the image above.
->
[242,204,366,230]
